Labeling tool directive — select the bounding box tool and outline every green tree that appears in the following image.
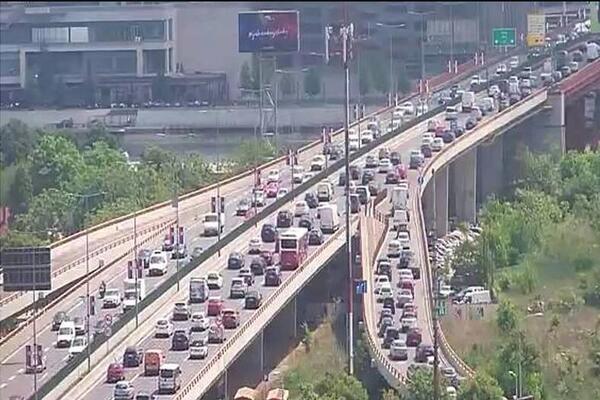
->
[304,68,322,98]
[313,372,369,400]
[7,163,33,215]
[234,139,276,168]
[31,135,84,193]
[459,372,504,400]
[0,119,38,166]
[381,389,401,400]
[403,368,448,400]
[15,188,76,235]
[239,61,253,90]
[496,299,519,334]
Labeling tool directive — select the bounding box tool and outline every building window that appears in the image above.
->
[32,27,69,43]
[0,52,20,77]
[168,18,173,41]
[70,27,89,43]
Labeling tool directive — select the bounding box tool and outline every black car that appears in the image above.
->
[421,144,432,158]
[378,309,393,327]
[365,155,378,168]
[382,297,396,315]
[509,94,521,105]
[122,346,143,367]
[52,311,69,331]
[385,171,399,184]
[298,216,314,230]
[227,252,245,270]
[349,165,362,180]
[377,259,392,280]
[261,223,277,243]
[442,130,455,143]
[454,127,465,138]
[277,210,293,228]
[382,327,400,349]
[250,257,266,276]
[308,228,324,245]
[171,243,187,259]
[245,290,263,309]
[236,199,250,216]
[137,249,152,268]
[465,118,477,130]
[304,192,319,209]
[415,344,434,363]
[390,152,401,165]
[378,317,393,337]
[338,172,346,187]
[172,330,189,351]
[264,266,282,286]
[361,170,375,185]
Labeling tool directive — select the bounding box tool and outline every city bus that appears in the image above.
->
[276,227,309,270]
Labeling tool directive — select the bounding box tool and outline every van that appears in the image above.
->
[586,41,599,61]
[144,349,164,376]
[464,289,491,304]
[56,321,76,348]
[445,106,459,120]
[392,209,409,232]
[189,277,209,303]
[461,91,475,112]
[391,186,408,211]
[317,204,340,234]
[316,180,334,202]
[158,363,182,394]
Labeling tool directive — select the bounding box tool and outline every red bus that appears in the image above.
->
[276,227,309,270]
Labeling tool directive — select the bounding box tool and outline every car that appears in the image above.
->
[103,288,122,308]
[266,182,279,198]
[421,143,432,158]
[442,366,458,381]
[310,155,326,171]
[389,151,401,165]
[397,289,413,307]
[398,269,414,282]
[349,165,362,180]
[383,326,400,349]
[442,130,455,143]
[378,147,391,160]
[222,309,241,329]
[298,215,314,230]
[415,344,434,363]
[267,169,280,183]
[378,158,392,173]
[361,170,375,185]
[385,171,400,184]
[338,172,347,187]
[401,315,418,333]
[207,296,224,316]
[191,246,204,258]
[171,243,187,259]
[453,126,465,138]
[239,267,255,286]
[378,309,393,327]
[114,380,135,400]
[374,275,391,294]
[264,266,282,286]
[250,256,267,276]
[122,346,143,367]
[259,250,276,266]
[106,362,125,383]
[138,248,153,268]
[171,330,189,350]
[378,317,394,337]
[206,272,223,289]
[294,200,309,217]
[155,318,174,338]
[431,138,443,152]
[304,191,320,209]
[92,320,105,339]
[229,277,248,299]
[277,209,294,228]
[148,250,169,276]
[248,237,262,254]
[73,316,86,336]
[389,339,409,361]
[252,189,266,207]
[292,165,305,183]
[172,302,191,321]
[407,327,423,347]
[260,223,277,243]
[162,235,174,252]
[368,181,380,197]
[303,171,316,181]
[355,186,370,205]
[189,338,209,360]
[190,312,209,332]
[376,285,393,303]
[236,199,251,216]
[465,118,477,130]
[304,227,323,245]
[208,322,225,344]
[277,188,289,199]
[228,251,245,269]
[409,150,424,169]
[438,284,454,298]
[245,290,263,309]
[68,336,88,359]
[365,155,378,169]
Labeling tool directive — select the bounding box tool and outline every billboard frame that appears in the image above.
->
[238,10,300,54]
[1,247,52,292]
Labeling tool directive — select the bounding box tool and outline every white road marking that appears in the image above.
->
[17,368,25,374]
[8,375,16,381]
[0,383,7,389]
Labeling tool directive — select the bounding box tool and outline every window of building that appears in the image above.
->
[70,27,89,43]
[168,18,173,41]
[0,52,20,77]
[168,48,173,74]
[32,27,69,43]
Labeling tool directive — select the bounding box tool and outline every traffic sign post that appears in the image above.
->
[492,28,517,47]
[355,279,367,295]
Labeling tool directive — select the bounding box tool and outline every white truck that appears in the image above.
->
[123,278,146,311]
[461,91,475,112]
[202,213,224,236]
[391,186,408,211]
[586,41,599,61]
[464,289,491,304]
[317,204,340,233]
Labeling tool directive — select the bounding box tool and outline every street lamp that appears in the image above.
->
[508,370,518,400]
[375,22,406,101]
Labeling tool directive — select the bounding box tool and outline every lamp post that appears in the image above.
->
[509,370,518,400]
[375,22,406,103]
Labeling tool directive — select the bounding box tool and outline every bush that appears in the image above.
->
[583,270,600,307]
[496,299,519,334]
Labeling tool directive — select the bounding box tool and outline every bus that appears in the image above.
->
[276,227,309,270]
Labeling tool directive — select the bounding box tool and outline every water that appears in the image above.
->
[119,129,322,161]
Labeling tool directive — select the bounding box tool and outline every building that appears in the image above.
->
[0,2,227,106]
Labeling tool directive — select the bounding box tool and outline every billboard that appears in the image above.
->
[238,10,300,53]
[1,247,51,291]
[527,13,545,47]
[592,2,600,33]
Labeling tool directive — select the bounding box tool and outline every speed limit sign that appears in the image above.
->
[104,314,113,326]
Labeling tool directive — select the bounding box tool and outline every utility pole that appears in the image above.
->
[431,168,440,400]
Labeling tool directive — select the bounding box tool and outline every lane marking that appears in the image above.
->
[8,375,16,381]
[17,368,24,374]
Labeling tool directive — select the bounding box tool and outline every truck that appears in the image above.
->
[461,91,476,112]
[463,289,491,304]
[122,279,146,312]
[202,213,224,236]
[391,186,408,211]
[586,41,599,62]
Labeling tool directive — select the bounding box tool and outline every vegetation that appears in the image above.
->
[0,120,276,249]
[443,148,600,399]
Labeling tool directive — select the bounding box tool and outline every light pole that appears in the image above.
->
[431,168,440,400]
[375,22,406,103]
[509,370,518,400]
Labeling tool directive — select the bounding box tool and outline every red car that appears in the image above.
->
[207,297,224,317]
[222,309,240,329]
[106,362,125,383]
[396,164,407,180]
[407,327,423,347]
[435,124,446,137]
[266,182,279,198]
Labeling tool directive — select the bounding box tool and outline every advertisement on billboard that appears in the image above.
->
[592,2,600,33]
[527,13,545,47]
[238,10,300,53]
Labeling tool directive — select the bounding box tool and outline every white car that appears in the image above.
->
[416,102,429,115]
[397,232,410,248]
[68,336,87,359]
[248,238,262,254]
[387,240,403,258]
[396,289,413,307]
[376,285,393,303]
[267,169,280,183]
[349,138,360,151]
[155,318,174,337]
[398,269,414,281]
[387,121,400,133]
[374,275,391,294]
[378,158,392,173]
[206,271,223,289]
[508,75,519,85]
[190,312,209,332]
[292,166,305,183]
[114,381,135,400]
[103,288,121,308]
[202,212,224,236]
[509,56,519,70]
[189,337,209,360]
[438,284,454,298]
[310,155,326,171]
[422,132,434,142]
[422,136,433,147]
[148,250,169,276]
[303,171,316,182]
[488,85,501,97]
[277,188,289,199]
[390,339,409,361]
[401,316,418,332]
[495,63,507,75]
[361,130,374,144]
[398,101,415,116]
[294,200,309,217]
[431,138,444,152]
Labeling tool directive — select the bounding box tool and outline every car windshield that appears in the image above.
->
[204,215,217,222]
[116,382,130,389]
[58,327,72,335]
[157,319,168,326]
[207,273,218,279]
[280,239,297,249]
[124,292,137,300]
[106,289,119,297]
[150,256,164,264]
[160,369,174,378]
[72,338,85,346]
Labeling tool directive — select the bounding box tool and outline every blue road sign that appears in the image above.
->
[355,279,367,295]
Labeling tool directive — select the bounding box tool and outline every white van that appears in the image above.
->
[316,180,334,202]
[159,363,182,394]
[56,321,76,348]
[392,209,409,232]
[586,41,599,61]
[461,91,475,112]
[149,250,169,276]
[391,186,408,211]
[122,278,146,312]
[317,204,340,234]
[445,106,459,120]
[464,289,491,304]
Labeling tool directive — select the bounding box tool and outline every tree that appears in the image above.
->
[0,119,38,166]
[403,368,448,400]
[31,135,84,194]
[7,163,33,215]
[15,188,76,236]
[359,63,371,96]
[459,372,504,400]
[234,139,276,168]
[313,372,369,400]
[381,389,401,400]
[304,68,321,98]
[496,299,519,334]
[239,61,253,90]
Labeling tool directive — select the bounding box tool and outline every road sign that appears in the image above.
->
[1,247,52,291]
[355,279,367,295]
[492,28,516,47]
[104,314,113,326]
[527,13,545,47]
[437,298,447,316]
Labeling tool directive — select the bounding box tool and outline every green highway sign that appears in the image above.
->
[492,28,517,47]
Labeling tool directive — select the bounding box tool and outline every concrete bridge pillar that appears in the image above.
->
[528,89,566,155]
[451,148,477,225]
[477,134,504,208]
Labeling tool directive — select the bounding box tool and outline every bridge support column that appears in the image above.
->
[477,135,504,207]
[452,148,477,225]
[528,90,566,155]
[434,166,448,237]
[422,180,435,233]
